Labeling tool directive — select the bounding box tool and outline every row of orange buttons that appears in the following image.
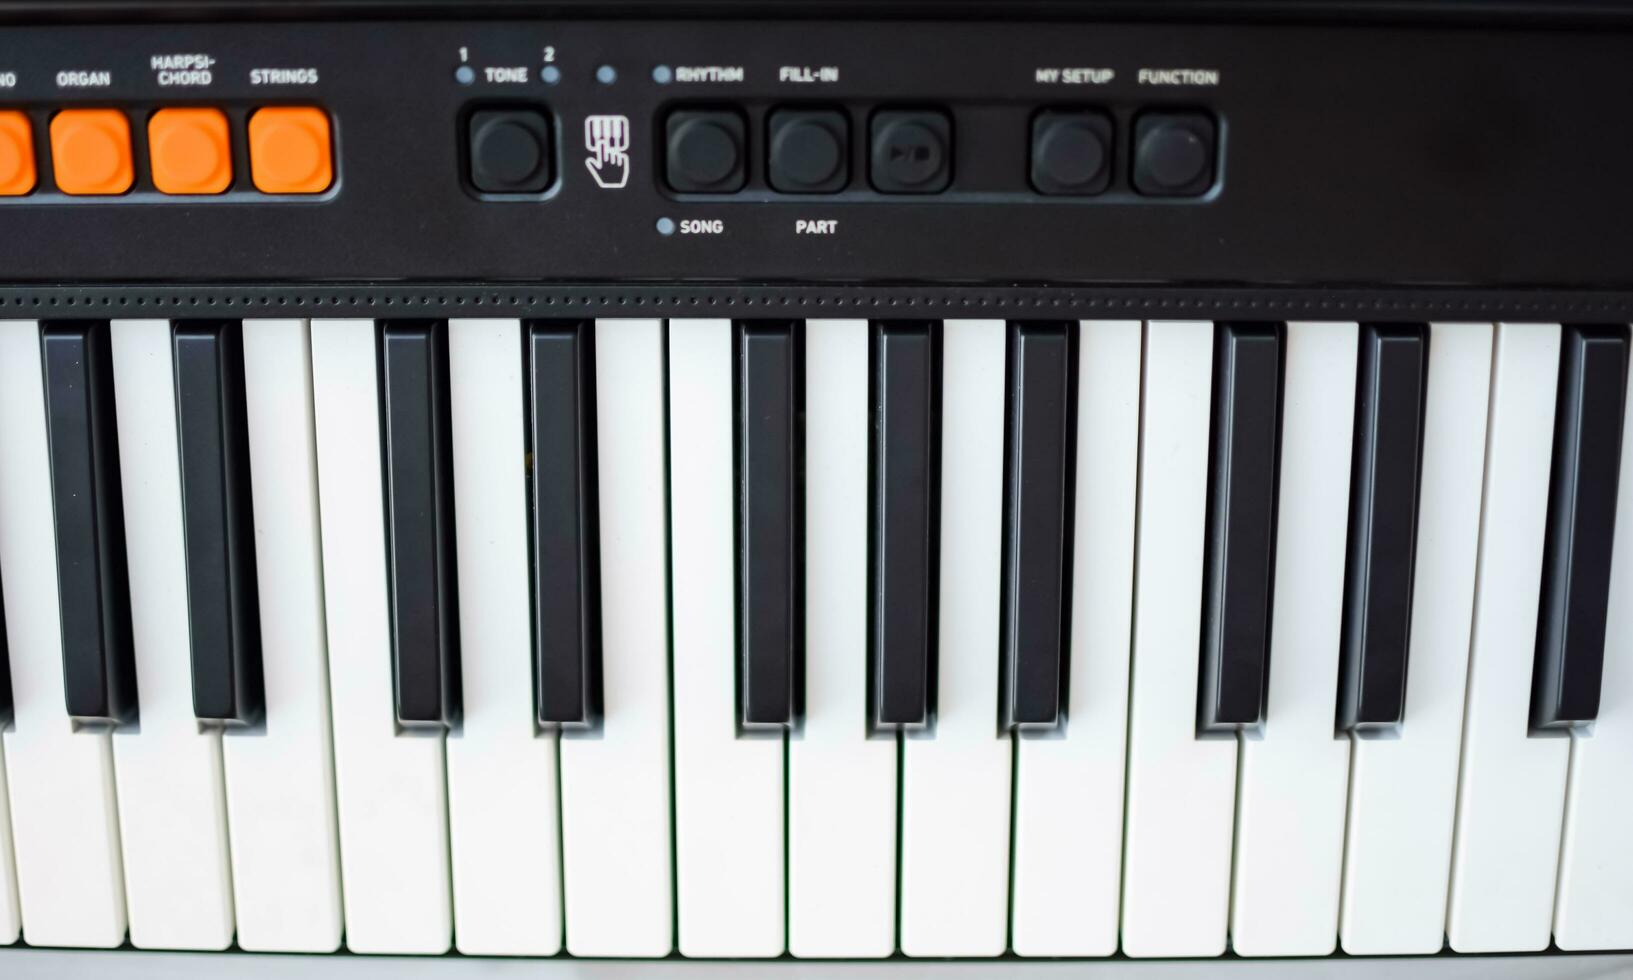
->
[0,106,332,197]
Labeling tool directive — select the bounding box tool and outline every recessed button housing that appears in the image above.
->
[665,109,746,193]
[468,108,553,193]
[870,109,952,194]
[1132,111,1216,197]
[1031,110,1112,196]
[767,108,848,194]
[0,110,35,196]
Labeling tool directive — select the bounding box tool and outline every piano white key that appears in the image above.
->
[106,319,235,950]
[226,318,344,953]
[445,318,562,956]
[1121,319,1234,958]
[1447,321,1568,953]
[1229,321,1357,956]
[1340,322,1493,954]
[899,318,1011,958]
[560,318,673,957]
[1009,319,1140,957]
[309,318,452,954]
[0,319,127,948]
[0,746,18,945]
[788,318,897,959]
[668,317,784,957]
[1553,322,1633,952]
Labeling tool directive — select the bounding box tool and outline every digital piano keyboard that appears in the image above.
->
[2,0,1633,975]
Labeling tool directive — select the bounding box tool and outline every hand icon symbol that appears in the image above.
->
[586,150,630,189]
[584,115,632,189]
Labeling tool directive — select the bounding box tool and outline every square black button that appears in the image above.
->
[1031,110,1112,196]
[1131,111,1216,197]
[870,110,952,194]
[468,109,553,194]
[665,109,747,193]
[767,109,848,194]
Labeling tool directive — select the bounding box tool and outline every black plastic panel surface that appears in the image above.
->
[7,1,1633,29]
[5,283,1633,322]
[0,19,1629,287]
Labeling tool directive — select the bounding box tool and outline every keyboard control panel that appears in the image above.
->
[0,17,1625,286]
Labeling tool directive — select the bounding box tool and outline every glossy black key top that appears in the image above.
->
[42,321,138,725]
[174,322,266,726]
[871,321,939,730]
[1337,324,1428,732]
[0,574,11,727]
[381,320,461,730]
[1532,324,1629,730]
[1001,322,1074,730]
[736,321,803,730]
[528,321,602,729]
[1197,322,1282,734]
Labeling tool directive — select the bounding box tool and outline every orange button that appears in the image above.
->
[50,109,133,195]
[0,111,36,196]
[148,107,232,195]
[248,107,332,194]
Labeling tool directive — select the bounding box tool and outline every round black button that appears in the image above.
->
[769,111,847,193]
[468,110,552,193]
[475,121,543,184]
[1031,112,1111,195]
[1132,113,1216,197]
[667,113,746,192]
[871,111,952,194]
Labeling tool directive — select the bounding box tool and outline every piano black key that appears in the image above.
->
[1197,322,1283,734]
[1532,324,1630,730]
[41,321,138,726]
[736,321,803,730]
[527,321,602,729]
[0,570,10,727]
[870,321,939,730]
[380,320,461,730]
[1000,322,1074,731]
[173,321,266,726]
[1337,324,1428,732]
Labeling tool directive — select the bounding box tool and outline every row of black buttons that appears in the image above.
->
[668,106,1217,198]
[462,105,1218,199]
[1032,110,1216,197]
[666,107,954,195]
